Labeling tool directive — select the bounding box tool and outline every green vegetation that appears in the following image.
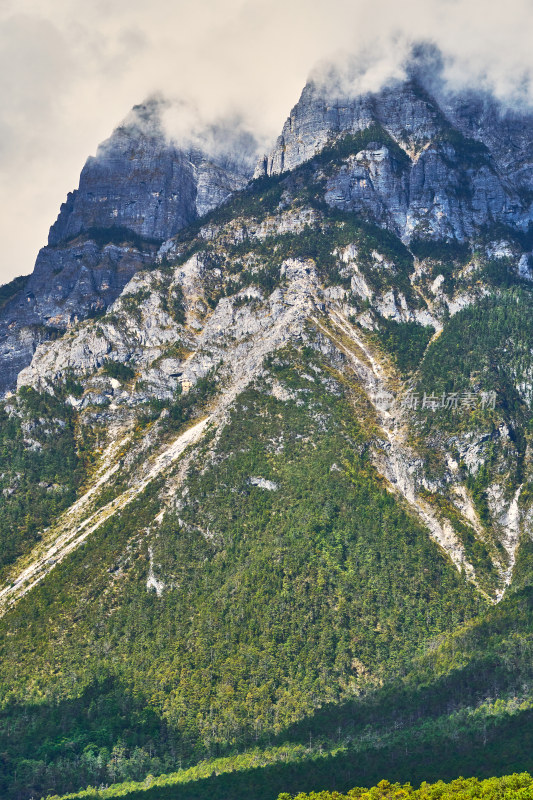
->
[103,361,136,382]
[477,223,533,255]
[63,226,161,251]
[42,773,533,800]
[119,290,152,323]
[159,370,219,431]
[162,284,186,324]
[419,488,497,594]
[1,311,531,800]
[480,258,530,290]
[437,128,492,170]
[39,702,533,800]
[0,273,29,309]
[371,317,434,374]
[408,288,532,543]
[278,774,533,800]
[410,239,471,295]
[1,130,533,800]
[0,388,85,578]
[314,126,412,174]
[410,240,471,264]
[0,348,486,799]
[57,369,85,398]
[169,126,413,256]
[199,209,416,300]
[416,289,532,425]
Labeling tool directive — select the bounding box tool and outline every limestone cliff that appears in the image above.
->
[0,99,257,394]
[254,72,533,242]
[1,56,533,800]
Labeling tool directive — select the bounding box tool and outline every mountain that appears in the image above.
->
[255,72,533,244]
[0,98,258,395]
[0,54,532,800]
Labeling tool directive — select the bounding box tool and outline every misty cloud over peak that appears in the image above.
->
[2,0,533,281]
[307,38,533,116]
[96,94,261,179]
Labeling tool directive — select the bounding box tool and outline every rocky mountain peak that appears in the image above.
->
[254,55,533,244]
[0,98,259,395]
[49,97,257,247]
[1,49,533,800]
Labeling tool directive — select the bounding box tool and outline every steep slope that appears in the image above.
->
[0,62,532,800]
[255,73,531,244]
[0,166,531,800]
[0,99,258,395]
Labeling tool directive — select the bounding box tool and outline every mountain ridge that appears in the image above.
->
[0,99,258,396]
[0,54,532,800]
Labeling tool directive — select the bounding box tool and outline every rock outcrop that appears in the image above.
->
[0,99,258,394]
[1,50,533,800]
[48,99,255,246]
[3,53,533,398]
[254,70,533,242]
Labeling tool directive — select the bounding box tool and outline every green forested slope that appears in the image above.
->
[0,150,532,800]
[278,774,533,800]
[0,348,487,799]
[39,585,533,800]
[1,289,532,799]
[0,387,86,577]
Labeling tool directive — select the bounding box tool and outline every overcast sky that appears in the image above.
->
[1,0,533,283]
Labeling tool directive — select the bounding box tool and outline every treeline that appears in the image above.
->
[41,721,533,800]
[278,774,533,800]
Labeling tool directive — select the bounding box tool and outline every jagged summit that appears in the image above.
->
[255,53,533,243]
[49,96,257,247]
[0,98,259,394]
[0,47,532,800]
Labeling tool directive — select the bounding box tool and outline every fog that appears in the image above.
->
[1,0,533,281]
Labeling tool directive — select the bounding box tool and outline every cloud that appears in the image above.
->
[1,0,533,282]
[121,97,261,175]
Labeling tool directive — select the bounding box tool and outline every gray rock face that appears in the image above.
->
[48,102,251,247]
[442,89,533,202]
[255,74,532,241]
[255,80,439,176]
[11,180,531,601]
[3,59,533,396]
[0,99,258,394]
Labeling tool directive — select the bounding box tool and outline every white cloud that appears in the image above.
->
[1,0,533,282]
